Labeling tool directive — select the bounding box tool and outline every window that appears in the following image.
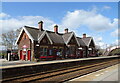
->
[44,48,47,56]
[40,47,48,56]
[43,39,46,43]
[24,35,26,40]
[69,46,75,54]
[49,49,52,55]
[59,49,63,56]
[53,48,57,55]
[40,47,43,56]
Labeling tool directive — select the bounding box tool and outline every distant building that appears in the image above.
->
[16,21,96,61]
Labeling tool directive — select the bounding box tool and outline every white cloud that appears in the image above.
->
[1,8,118,33]
[111,28,120,37]
[61,9,118,32]
[92,36,106,49]
[0,13,10,18]
[0,14,55,33]
[103,6,111,10]
[92,35,113,49]
[115,39,120,44]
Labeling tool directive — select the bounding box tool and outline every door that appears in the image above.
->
[80,51,83,58]
[22,51,26,60]
[20,50,22,60]
[27,50,31,60]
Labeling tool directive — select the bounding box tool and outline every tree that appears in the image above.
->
[1,28,21,50]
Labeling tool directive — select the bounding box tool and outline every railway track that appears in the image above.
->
[2,59,119,83]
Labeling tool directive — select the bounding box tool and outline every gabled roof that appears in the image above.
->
[77,37,86,47]
[62,32,73,44]
[22,26,65,45]
[38,31,53,44]
[15,26,35,44]
[82,37,95,47]
[62,32,80,46]
[25,26,41,40]
[16,25,95,47]
[47,31,65,44]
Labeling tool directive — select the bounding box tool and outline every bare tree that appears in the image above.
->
[1,28,21,50]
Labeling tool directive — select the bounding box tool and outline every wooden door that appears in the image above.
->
[80,51,83,58]
[27,50,31,60]
[20,50,22,60]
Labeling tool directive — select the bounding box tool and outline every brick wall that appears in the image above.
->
[18,31,31,50]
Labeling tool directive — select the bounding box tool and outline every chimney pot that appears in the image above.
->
[54,25,58,33]
[64,28,68,33]
[83,33,86,38]
[38,21,43,31]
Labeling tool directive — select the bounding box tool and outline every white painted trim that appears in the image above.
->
[73,32,80,46]
[82,37,95,47]
[38,30,53,44]
[66,32,74,44]
[92,38,96,47]
[82,38,88,47]
[88,38,95,47]
[38,31,46,41]
[15,27,24,45]
[87,38,92,47]
[23,27,34,43]
[15,26,34,45]
[46,32,53,44]
[66,32,80,46]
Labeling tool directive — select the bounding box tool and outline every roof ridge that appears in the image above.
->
[24,26,39,30]
[83,37,92,38]
[77,37,82,39]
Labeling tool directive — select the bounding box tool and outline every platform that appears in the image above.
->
[0,55,119,69]
[68,64,119,82]
[1,56,119,80]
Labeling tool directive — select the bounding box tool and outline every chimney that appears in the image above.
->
[64,28,68,33]
[83,33,86,38]
[38,21,43,31]
[54,25,58,33]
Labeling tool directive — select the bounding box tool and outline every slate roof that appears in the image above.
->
[82,37,92,46]
[62,32,73,44]
[19,26,94,46]
[77,37,86,46]
[46,31,65,44]
[25,26,43,41]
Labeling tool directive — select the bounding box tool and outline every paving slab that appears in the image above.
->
[68,64,119,82]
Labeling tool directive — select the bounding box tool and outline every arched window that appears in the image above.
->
[24,35,26,40]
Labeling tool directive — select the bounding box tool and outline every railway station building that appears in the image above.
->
[16,21,96,61]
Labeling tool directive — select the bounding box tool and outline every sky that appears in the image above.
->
[0,2,119,50]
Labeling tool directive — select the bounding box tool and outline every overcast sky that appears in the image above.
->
[0,2,119,50]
